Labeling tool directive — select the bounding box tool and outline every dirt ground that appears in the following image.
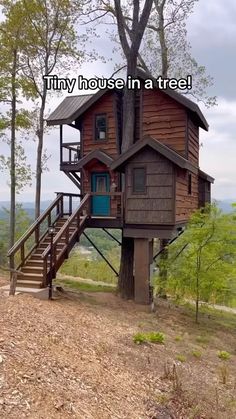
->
[0,276,236,419]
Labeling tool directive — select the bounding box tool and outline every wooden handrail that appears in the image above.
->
[55,192,82,198]
[41,193,90,260]
[7,194,63,258]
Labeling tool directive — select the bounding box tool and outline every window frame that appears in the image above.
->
[94,113,108,142]
[132,166,147,195]
[188,172,192,195]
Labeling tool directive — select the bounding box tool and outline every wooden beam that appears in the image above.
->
[134,238,150,304]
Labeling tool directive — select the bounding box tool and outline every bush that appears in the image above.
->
[133,331,165,345]
[217,350,231,361]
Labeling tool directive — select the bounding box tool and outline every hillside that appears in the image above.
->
[0,276,236,418]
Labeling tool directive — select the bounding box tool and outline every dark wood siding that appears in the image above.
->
[175,168,198,222]
[125,148,175,224]
[81,91,119,159]
[188,117,199,165]
[142,88,187,157]
[198,177,211,208]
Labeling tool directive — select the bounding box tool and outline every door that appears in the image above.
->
[91,173,110,216]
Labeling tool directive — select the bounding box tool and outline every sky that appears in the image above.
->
[0,0,236,202]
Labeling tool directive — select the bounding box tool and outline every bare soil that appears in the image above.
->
[0,277,236,418]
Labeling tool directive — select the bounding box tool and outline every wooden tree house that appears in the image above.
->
[8,70,214,302]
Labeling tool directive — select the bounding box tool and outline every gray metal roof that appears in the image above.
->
[47,94,93,125]
[47,69,208,131]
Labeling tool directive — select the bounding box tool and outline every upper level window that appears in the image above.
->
[132,167,146,194]
[95,114,107,141]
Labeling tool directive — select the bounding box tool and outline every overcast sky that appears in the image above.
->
[1,0,235,202]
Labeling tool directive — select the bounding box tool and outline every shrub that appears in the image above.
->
[192,350,202,359]
[217,350,231,361]
[133,331,165,345]
[176,354,186,363]
[133,333,146,345]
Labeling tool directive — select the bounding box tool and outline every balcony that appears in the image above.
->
[60,142,81,169]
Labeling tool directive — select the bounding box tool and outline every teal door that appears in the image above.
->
[91,173,110,216]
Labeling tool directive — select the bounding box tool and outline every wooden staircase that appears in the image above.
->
[7,193,90,290]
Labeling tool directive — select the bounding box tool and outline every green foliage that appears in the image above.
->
[59,245,120,284]
[133,331,165,345]
[155,204,236,321]
[217,351,231,361]
[191,350,202,359]
[55,278,115,293]
[80,229,121,252]
[174,335,182,342]
[133,333,146,345]
[0,205,32,265]
[176,354,186,363]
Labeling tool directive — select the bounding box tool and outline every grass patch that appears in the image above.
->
[217,350,231,361]
[176,354,186,363]
[133,331,165,345]
[191,350,202,359]
[195,335,210,345]
[55,278,115,293]
[174,335,182,342]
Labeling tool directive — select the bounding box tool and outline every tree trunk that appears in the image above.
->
[35,92,46,219]
[157,0,168,78]
[118,235,134,299]
[121,55,137,152]
[9,49,17,296]
[158,238,169,298]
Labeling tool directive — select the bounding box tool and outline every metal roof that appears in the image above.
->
[47,69,208,131]
[47,94,93,125]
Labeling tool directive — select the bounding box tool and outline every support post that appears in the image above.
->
[134,238,150,304]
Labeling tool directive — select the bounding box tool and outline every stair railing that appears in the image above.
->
[41,193,90,285]
[7,194,65,271]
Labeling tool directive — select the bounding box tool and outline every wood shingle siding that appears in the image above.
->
[82,92,119,159]
[188,118,199,165]
[142,88,187,157]
[175,169,198,222]
[125,148,175,225]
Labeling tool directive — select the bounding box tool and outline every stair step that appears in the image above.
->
[18,273,43,281]
[21,266,44,274]
[26,259,45,266]
[16,280,42,289]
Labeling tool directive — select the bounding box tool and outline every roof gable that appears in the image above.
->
[47,71,208,131]
[110,136,198,174]
[72,149,113,170]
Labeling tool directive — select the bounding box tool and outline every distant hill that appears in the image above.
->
[0,201,52,221]
[215,199,235,213]
[0,199,235,221]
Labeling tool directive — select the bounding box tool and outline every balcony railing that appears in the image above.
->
[61,142,81,166]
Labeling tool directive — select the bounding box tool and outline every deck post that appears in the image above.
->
[134,238,151,304]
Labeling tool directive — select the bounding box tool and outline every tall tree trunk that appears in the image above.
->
[118,236,134,299]
[121,55,137,152]
[35,92,46,219]
[114,0,154,298]
[155,0,168,78]
[118,56,137,297]
[9,49,17,296]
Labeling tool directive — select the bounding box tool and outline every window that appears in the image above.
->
[132,167,146,194]
[95,114,107,141]
[188,173,192,195]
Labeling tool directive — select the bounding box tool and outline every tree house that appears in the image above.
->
[8,70,214,303]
